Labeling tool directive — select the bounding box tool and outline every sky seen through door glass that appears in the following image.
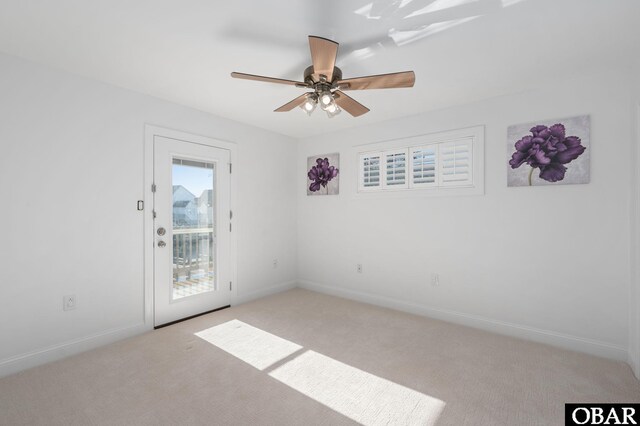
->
[173,164,213,198]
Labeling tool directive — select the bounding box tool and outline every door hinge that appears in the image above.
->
[229,281,232,291]
[151,183,156,193]
[229,163,232,174]
[230,210,233,219]
[153,210,157,219]
[229,223,232,232]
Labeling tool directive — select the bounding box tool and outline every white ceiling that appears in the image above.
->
[0,0,638,138]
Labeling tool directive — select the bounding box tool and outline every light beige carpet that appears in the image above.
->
[0,289,638,425]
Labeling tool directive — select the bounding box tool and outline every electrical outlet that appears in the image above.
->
[357,264,363,273]
[63,295,76,311]
[273,259,278,269]
[431,273,440,287]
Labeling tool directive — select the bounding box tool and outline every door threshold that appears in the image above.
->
[154,305,231,329]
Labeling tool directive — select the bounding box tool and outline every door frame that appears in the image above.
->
[143,125,238,327]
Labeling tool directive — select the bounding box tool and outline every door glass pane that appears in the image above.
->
[172,158,216,300]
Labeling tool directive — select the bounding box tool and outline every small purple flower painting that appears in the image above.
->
[307,153,340,195]
[507,115,590,187]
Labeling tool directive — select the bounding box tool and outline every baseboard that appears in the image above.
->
[2,280,627,379]
[234,280,297,305]
[298,280,627,362]
[0,322,150,378]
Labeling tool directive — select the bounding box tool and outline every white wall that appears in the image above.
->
[1,52,637,378]
[0,53,297,376]
[297,66,633,361]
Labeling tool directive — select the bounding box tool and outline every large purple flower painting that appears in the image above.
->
[507,115,590,187]
[307,153,340,195]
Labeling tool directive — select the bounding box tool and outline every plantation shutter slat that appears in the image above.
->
[439,138,473,186]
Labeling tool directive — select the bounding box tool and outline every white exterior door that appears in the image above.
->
[153,135,231,327]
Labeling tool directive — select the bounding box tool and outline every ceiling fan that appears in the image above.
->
[231,35,415,118]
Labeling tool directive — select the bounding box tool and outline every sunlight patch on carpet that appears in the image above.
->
[196,320,445,425]
[195,319,302,370]
[269,350,445,426]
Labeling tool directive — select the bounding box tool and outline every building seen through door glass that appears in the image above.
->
[171,158,216,300]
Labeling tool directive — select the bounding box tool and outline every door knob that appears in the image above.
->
[157,227,166,236]
[158,241,166,248]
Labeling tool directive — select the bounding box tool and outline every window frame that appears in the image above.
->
[354,126,484,197]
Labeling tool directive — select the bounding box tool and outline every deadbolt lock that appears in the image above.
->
[157,227,166,236]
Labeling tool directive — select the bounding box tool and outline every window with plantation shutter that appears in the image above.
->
[356,126,483,196]
[409,146,437,188]
[383,150,407,188]
[439,138,472,187]
[359,153,381,190]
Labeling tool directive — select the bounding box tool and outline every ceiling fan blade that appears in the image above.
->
[337,71,415,90]
[274,94,310,112]
[231,72,306,87]
[334,91,370,117]
[308,36,339,82]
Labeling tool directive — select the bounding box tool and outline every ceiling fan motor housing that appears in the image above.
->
[304,65,342,88]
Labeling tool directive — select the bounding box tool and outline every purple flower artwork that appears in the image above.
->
[507,115,590,187]
[307,153,340,195]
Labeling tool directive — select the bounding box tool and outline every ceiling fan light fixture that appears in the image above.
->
[326,105,341,118]
[300,94,317,115]
[319,91,334,109]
